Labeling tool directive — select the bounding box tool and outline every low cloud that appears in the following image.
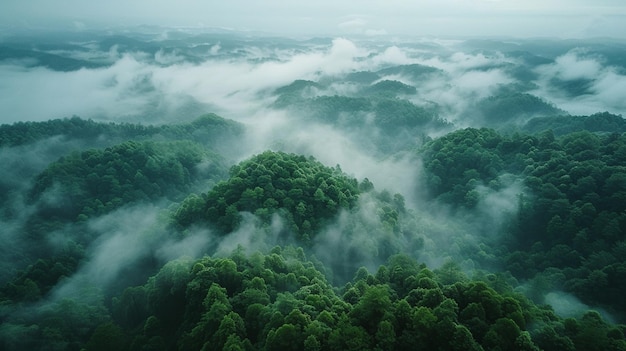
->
[156,230,212,262]
[0,38,367,124]
[418,51,509,73]
[211,212,287,257]
[48,203,211,301]
[372,46,415,66]
[312,193,414,282]
[591,69,626,111]
[49,205,164,300]
[533,48,626,116]
[235,111,423,204]
[0,37,527,128]
[0,136,113,282]
[475,177,525,233]
[544,291,591,318]
[544,291,615,323]
[0,56,157,122]
[550,49,603,81]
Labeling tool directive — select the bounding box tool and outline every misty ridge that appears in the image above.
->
[1,27,626,351]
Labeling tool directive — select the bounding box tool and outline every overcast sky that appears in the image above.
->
[1,0,625,38]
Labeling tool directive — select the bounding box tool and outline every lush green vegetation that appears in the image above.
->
[29,140,217,222]
[0,113,243,148]
[0,117,232,309]
[364,80,417,97]
[2,84,626,350]
[272,78,451,154]
[174,151,360,240]
[5,248,625,351]
[5,30,626,350]
[523,112,626,135]
[473,93,565,126]
[2,106,626,351]
[420,127,626,317]
[115,249,623,351]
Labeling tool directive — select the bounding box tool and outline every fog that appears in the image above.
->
[49,205,165,300]
[1,23,626,345]
[2,31,625,285]
[544,291,615,323]
[3,34,626,127]
[532,48,626,115]
[2,0,626,38]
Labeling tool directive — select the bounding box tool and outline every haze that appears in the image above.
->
[2,1,626,349]
[2,0,626,38]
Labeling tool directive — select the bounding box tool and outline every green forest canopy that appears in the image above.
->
[174,151,360,242]
[1,115,626,351]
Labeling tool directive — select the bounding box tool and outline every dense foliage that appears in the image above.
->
[4,31,626,351]
[275,93,449,136]
[0,113,243,149]
[420,127,626,316]
[6,248,624,351]
[2,106,626,351]
[174,151,360,241]
[272,86,450,154]
[523,112,626,135]
[0,117,231,310]
[28,140,216,222]
[473,93,564,126]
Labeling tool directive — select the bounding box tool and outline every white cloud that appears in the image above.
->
[49,205,163,299]
[373,46,414,66]
[455,69,512,96]
[0,38,369,123]
[533,48,626,116]
[554,49,603,80]
[0,55,155,122]
[593,70,626,110]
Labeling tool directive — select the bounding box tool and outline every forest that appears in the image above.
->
[1,29,626,351]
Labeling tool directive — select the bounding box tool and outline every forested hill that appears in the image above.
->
[0,116,238,305]
[3,26,626,350]
[0,113,243,148]
[420,127,626,317]
[523,112,626,135]
[1,112,626,350]
[173,151,361,239]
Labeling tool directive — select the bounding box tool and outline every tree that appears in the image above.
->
[483,318,522,351]
[375,320,396,351]
[84,322,126,351]
[350,285,392,333]
[266,324,301,351]
[209,312,246,351]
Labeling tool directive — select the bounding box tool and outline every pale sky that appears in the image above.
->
[1,0,626,38]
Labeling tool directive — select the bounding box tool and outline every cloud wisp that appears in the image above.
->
[533,48,626,116]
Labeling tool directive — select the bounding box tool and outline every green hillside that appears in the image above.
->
[2,31,626,351]
[174,151,360,240]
